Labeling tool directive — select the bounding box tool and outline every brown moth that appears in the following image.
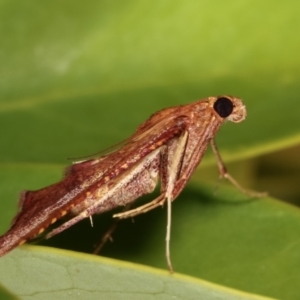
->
[0,96,259,272]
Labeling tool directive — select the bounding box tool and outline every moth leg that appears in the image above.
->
[46,209,92,239]
[93,219,119,254]
[93,204,132,254]
[210,139,267,197]
[89,216,94,227]
[113,194,165,219]
[163,131,189,273]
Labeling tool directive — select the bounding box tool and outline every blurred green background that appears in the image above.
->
[0,1,300,299]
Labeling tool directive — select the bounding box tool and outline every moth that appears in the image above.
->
[0,95,259,272]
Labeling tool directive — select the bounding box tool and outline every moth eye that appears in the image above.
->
[213,97,234,118]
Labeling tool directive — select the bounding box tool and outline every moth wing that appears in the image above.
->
[65,138,132,176]
[0,110,190,256]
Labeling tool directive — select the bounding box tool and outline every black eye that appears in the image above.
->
[213,97,234,118]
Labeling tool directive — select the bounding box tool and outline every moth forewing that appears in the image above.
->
[0,113,189,256]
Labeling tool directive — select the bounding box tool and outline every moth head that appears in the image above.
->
[212,96,247,123]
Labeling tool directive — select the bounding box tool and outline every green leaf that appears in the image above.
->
[0,246,275,300]
[0,283,17,300]
[1,1,300,300]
